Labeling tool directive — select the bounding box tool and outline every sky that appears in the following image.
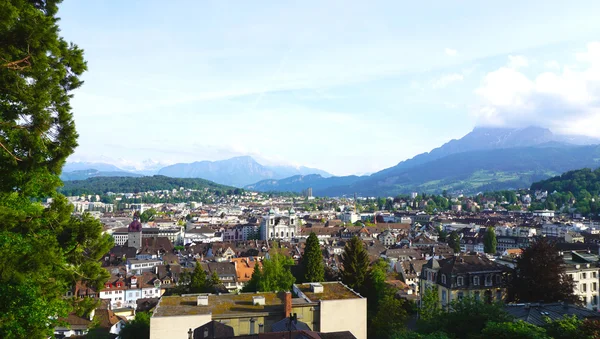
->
[58,0,600,176]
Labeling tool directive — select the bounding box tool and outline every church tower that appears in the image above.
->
[127,213,143,251]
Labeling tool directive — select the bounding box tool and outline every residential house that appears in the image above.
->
[563,251,600,310]
[420,254,510,308]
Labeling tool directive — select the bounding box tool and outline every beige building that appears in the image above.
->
[563,251,600,310]
[420,254,510,308]
[149,282,366,339]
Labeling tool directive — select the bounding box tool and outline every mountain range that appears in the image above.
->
[245,126,600,196]
[61,156,332,187]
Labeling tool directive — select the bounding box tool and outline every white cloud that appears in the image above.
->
[545,60,560,69]
[432,73,464,89]
[507,55,529,69]
[473,42,600,136]
[445,48,458,56]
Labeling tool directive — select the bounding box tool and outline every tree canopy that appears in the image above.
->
[509,238,577,304]
[242,247,295,292]
[341,236,370,291]
[301,232,325,283]
[483,227,497,254]
[0,1,113,337]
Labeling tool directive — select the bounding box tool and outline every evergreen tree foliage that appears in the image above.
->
[189,264,209,293]
[0,2,113,336]
[341,236,370,290]
[301,232,325,282]
[242,263,263,292]
[447,231,461,253]
[370,294,408,339]
[119,311,150,339]
[483,227,497,254]
[481,321,550,339]
[509,238,577,304]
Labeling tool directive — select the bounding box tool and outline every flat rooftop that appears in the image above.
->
[295,282,362,302]
[153,292,284,317]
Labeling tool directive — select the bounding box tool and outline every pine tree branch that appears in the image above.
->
[0,140,22,161]
[2,55,31,70]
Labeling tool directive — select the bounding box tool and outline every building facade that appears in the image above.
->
[260,208,298,240]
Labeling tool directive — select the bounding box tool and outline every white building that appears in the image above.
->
[564,251,600,310]
[260,208,298,240]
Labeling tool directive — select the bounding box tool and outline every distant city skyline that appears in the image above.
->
[59,0,600,175]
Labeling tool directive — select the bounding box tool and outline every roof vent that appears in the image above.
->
[253,296,265,306]
[310,283,324,293]
[197,295,208,306]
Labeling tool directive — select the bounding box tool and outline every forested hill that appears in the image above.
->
[59,175,235,196]
[530,168,600,215]
[531,168,600,196]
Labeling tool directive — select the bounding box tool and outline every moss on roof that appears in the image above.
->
[154,292,283,317]
[297,282,361,301]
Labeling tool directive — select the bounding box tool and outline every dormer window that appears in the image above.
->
[441,274,447,284]
[496,275,502,284]
[473,276,480,286]
[457,276,464,286]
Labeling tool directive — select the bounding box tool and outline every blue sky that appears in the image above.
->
[58,0,600,175]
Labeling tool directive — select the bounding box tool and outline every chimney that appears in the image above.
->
[197,295,208,306]
[284,292,292,318]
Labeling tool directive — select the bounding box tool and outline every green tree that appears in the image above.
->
[419,297,512,338]
[209,271,221,287]
[119,311,150,339]
[482,321,550,339]
[544,315,587,339]
[301,232,325,283]
[418,287,440,322]
[483,227,497,254]
[447,231,461,253]
[509,238,577,304]
[243,249,295,292]
[140,208,157,223]
[0,1,115,336]
[341,236,370,291]
[189,264,208,293]
[370,294,408,339]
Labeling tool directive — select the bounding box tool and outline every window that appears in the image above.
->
[594,296,598,305]
[441,290,447,306]
[457,292,464,300]
[582,273,587,280]
[457,276,464,286]
[582,283,587,292]
[496,275,502,284]
[441,274,447,284]
[473,276,480,286]
[485,275,492,286]
[594,282,598,291]
[594,272,598,279]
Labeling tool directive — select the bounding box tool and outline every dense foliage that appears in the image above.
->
[59,175,235,196]
[530,167,600,215]
[300,232,325,283]
[242,247,295,292]
[509,238,577,304]
[0,1,113,337]
[340,236,370,290]
[119,311,150,339]
[483,227,497,254]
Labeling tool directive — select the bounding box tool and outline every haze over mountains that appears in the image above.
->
[246,126,600,196]
[61,156,332,187]
[63,126,600,196]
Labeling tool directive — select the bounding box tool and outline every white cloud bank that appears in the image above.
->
[445,48,458,56]
[474,42,600,136]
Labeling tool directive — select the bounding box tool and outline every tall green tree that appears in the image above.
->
[189,264,208,293]
[301,232,325,282]
[242,263,263,292]
[341,236,370,291]
[0,1,113,337]
[509,238,577,303]
[482,321,550,339]
[483,227,497,254]
[370,294,408,339]
[447,231,461,253]
[119,311,150,339]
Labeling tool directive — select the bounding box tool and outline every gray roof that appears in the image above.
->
[271,317,312,332]
[504,302,600,326]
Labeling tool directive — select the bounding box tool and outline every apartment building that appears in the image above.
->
[563,251,600,310]
[149,282,366,339]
